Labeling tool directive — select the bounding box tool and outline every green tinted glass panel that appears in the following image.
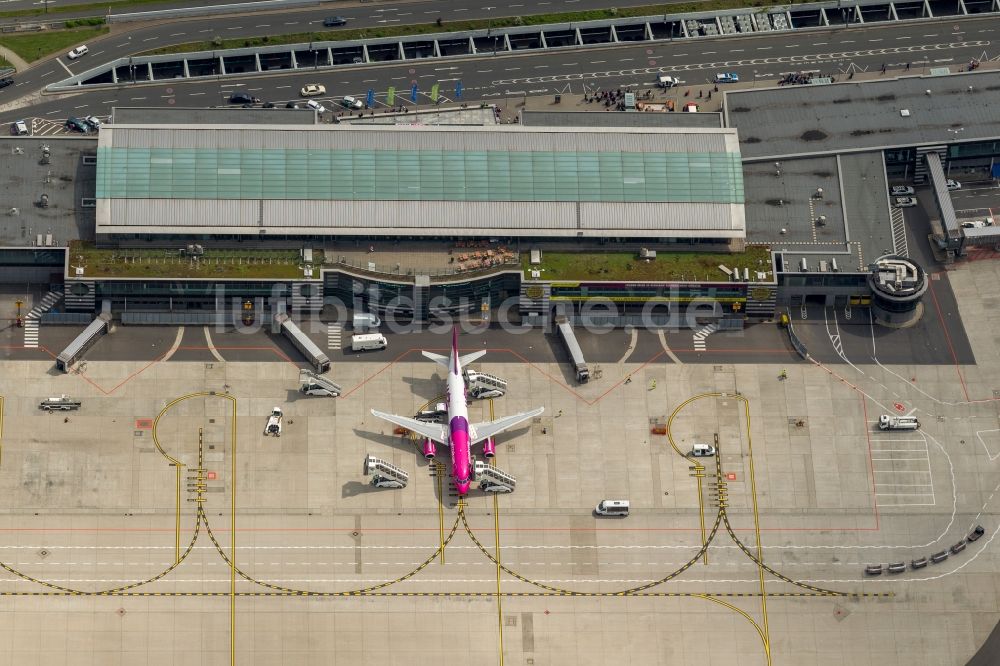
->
[95,147,744,203]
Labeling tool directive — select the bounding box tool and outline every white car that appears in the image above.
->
[300,84,326,97]
[946,179,961,191]
[306,99,326,113]
[84,115,101,130]
[66,45,89,60]
[340,95,363,110]
[894,196,917,208]
[10,120,28,136]
[890,185,914,196]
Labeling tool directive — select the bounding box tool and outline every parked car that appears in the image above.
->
[64,117,90,133]
[715,72,740,83]
[340,95,363,109]
[84,115,102,131]
[890,185,915,196]
[67,45,89,59]
[961,219,993,229]
[10,120,28,136]
[262,102,275,108]
[229,92,259,104]
[285,102,300,109]
[300,84,326,97]
[894,196,917,208]
[0,77,14,90]
[306,99,327,113]
[352,56,364,64]
[323,16,347,27]
[946,179,961,191]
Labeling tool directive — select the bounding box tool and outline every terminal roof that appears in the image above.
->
[95,124,746,239]
[727,70,1000,160]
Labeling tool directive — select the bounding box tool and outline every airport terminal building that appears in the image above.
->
[8,69,1000,327]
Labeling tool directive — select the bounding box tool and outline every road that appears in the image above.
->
[2,14,996,125]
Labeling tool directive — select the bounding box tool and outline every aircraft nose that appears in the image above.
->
[456,482,471,495]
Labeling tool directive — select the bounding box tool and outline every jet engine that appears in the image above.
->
[422,438,437,460]
[482,437,496,458]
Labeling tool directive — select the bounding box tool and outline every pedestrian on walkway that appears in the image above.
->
[649,379,657,391]
[779,369,788,380]
[624,376,632,385]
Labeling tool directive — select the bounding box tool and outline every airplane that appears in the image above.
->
[371,327,543,495]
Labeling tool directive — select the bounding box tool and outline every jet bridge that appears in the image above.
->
[474,459,516,493]
[364,454,409,489]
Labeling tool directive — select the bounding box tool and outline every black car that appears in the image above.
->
[64,117,90,133]
[285,102,299,109]
[229,92,259,104]
[262,102,275,108]
[323,16,347,27]
[0,77,13,90]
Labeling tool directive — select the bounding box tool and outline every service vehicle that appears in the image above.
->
[353,312,381,330]
[10,120,28,136]
[878,414,920,430]
[67,45,89,59]
[300,84,326,97]
[691,443,716,457]
[715,72,739,83]
[264,407,283,437]
[306,99,326,113]
[352,333,387,351]
[39,395,81,411]
[84,116,102,131]
[894,196,917,208]
[890,185,915,196]
[946,179,961,191]
[463,368,508,399]
[415,402,448,423]
[595,500,630,517]
[340,95,364,110]
[323,16,347,26]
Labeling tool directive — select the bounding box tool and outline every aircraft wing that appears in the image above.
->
[469,407,544,445]
[370,409,449,445]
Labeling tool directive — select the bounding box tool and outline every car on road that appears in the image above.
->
[323,16,347,27]
[10,120,28,136]
[306,99,327,113]
[0,77,13,90]
[300,84,326,97]
[340,95,363,110]
[947,179,961,190]
[229,92,259,104]
[262,102,275,108]
[84,115,101,131]
[890,185,915,196]
[894,196,917,208]
[64,117,90,133]
[66,45,89,60]
[715,72,739,83]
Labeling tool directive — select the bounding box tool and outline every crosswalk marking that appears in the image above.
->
[23,291,60,349]
[870,438,935,506]
[692,323,717,351]
[890,208,908,257]
[327,323,342,350]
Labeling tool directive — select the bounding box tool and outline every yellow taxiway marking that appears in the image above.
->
[488,399,505,666]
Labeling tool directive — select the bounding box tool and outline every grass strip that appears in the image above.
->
[0,26,108,63]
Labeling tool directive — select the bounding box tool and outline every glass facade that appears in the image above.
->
[96,147,744,204]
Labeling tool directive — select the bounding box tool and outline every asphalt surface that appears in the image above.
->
[3,14,999,124]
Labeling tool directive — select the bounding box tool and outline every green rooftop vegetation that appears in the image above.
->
[524,246,773,282]
[69,241,323,280]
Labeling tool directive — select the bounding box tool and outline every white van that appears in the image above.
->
[879,414,920,431]
[353,312,381,330]
[657,74,679,88]
[691,443,716,457]
[594,500,630,517]
[352,333,387,351]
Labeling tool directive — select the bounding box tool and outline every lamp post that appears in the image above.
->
[14,299,23,328]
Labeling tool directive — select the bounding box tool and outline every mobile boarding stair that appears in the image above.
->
[364,454,409,489]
